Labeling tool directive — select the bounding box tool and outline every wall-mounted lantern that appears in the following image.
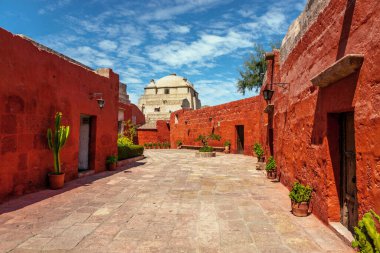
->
[90,93,105,109]
[263,89,274,102]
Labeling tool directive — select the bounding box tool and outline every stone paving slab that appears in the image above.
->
[0,150,353,253]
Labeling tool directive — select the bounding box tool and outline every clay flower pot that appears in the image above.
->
[224,146,230,153]
[291,201,309,217]
[258,156,265,163]
[266,170,276,179]
[107,163,117,171]
[48,173,65,190]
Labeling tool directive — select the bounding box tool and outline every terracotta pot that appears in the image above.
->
[48,173,65,190]
[107,163,117,171]
[266,170,276,179]
[291,201,309,217]
[224,146,230,153]
[259,157,265,162]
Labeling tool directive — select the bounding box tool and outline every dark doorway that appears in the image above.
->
[339,112,358,232]
[78,115,92,171]
[236,125,244,154]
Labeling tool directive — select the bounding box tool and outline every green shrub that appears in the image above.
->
[118,144,144,160]
[199,146,213,152]
[265,156,276,171]
[117,135,134,146]
[289,182,312,203]
[106,155,118,164]
[352,210,380,253]
[253,142,264,158]
[224,140,231,146]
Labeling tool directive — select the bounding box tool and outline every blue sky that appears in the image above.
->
[0,0,305,106]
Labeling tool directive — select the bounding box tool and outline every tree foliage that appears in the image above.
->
[237,45,267,95]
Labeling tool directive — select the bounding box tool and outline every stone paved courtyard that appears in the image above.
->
[0,150,352,253]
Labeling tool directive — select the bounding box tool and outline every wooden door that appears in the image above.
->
[236,125,244,154]
[340,112,358,232]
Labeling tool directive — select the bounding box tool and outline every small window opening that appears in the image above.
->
[164,88,170,94]
[154,107,160,112]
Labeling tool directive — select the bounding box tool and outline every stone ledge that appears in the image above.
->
[311,54,364,87]
[328,222,354,247]
[195,152,216,158]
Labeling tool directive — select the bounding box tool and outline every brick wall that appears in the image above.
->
[0,28,119,200]
[170,97,263,155]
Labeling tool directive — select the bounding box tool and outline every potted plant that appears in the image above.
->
[195,133,221,157]
[144,143,148,149]
[148,143,153,149]
[47,112,70,190]
[265,156,276,179]
[253,143,265,162]
[289,182,312,217]
[106,155,118,171]
[352,210,380,252]
[158,142,163,149]
[224,140,231,154]
[153,143,158,149]
[176,140,183,149]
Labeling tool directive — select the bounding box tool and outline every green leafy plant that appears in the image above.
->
[265,156,276,172]
[47,112,70,174]
[195,133,221,147]
[200,146,213,152]
[352,210,380,253]
[176,140,183,146]
[148,143,153,148]
[106,155,118,164]
[224,140,231,147]
[253,142,264,159]
[118,145,144,160]
[289,182,313,203]
[158,142,163,148]
[153,143,158,148]
[117,134,134,147]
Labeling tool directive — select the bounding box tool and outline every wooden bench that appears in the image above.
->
[180,145,225,152]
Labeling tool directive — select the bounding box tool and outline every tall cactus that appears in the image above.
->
[47,112,70,174]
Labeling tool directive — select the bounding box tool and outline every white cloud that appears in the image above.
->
[98,40,118,51]
[138,0,226,21]
[147,30,253,68]
[38,0,71,15]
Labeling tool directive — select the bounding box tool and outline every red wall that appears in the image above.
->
[0,28,119,200]
[122,103,145,126]
[137,120,170,145]
[263,0,380,222]
[170,97,263,155]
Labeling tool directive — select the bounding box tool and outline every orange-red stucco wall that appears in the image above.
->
[137,120,170,145]
[123,103,145,126]
[0,28,119,200]
[263,0,380,222]
[170,97,263,155]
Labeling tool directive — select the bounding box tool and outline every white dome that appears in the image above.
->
[154,74,193,88]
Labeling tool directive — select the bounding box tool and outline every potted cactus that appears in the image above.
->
[47,112,70,190]
[106,155,118,171]
[265,156,276,179]
[289,182,312,217]
[224,140,231,154]
[253,143,265,162]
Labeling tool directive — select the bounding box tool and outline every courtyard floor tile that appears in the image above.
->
[0,150,353,252]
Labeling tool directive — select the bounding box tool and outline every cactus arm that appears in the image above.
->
[47,128,53,150]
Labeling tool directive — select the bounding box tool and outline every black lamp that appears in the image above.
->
[263,89,274,101]
[96,98,105,109]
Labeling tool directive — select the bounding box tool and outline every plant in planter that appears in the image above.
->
[224,140,231,153]
[352,210,380,252]
[289,182,312,217]
[158,142,163,149]
[153,143,158,149]
[176,140,183,149]
[265,156,276,179]
[47,112,70,190]
[253,142,264,162]
[106,155,118,171]
[196,133,221,155]
[148,143,153,149]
